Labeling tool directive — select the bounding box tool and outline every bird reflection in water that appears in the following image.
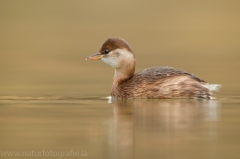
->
[107,98,220,159]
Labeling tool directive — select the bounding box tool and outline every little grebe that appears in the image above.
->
[86,38,221,99]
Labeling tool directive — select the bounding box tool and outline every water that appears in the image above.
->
[1,0,240,158]
[1,95,240,159]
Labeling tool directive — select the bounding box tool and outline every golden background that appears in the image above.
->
[1,0,239,96]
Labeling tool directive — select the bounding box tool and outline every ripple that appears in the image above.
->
[0,95,107,101]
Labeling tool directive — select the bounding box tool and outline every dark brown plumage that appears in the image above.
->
[86,38,220,99]
[111,66,212,99]
[100,38,133,53]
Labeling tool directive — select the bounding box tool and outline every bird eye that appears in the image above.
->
[103,49,109,54]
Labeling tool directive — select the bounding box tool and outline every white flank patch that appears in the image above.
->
[105,96,112,99]
[203,84,222,91]
[107,96,112,103]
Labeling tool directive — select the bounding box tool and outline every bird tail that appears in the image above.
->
[203,84,222,92]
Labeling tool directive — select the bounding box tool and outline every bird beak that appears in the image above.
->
[86,52,103,60]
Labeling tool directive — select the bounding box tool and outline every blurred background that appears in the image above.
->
[1,0,240,97]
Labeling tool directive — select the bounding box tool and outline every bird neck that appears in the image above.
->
[113,61,135,84]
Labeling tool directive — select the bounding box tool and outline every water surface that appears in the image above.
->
[1,94,240,159]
